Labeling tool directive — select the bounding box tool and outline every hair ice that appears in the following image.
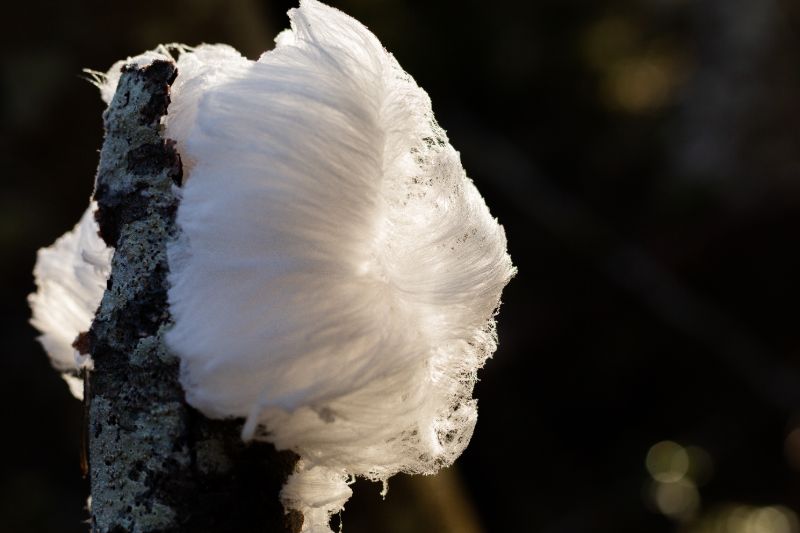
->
[29,203,112,399]
[163,2,514,528]
[38,1,513,529]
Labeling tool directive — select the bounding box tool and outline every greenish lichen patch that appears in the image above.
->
[129,325,175,367]
[89,397,182,533]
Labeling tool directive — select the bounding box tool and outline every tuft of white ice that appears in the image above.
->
[34,1,514,529]
[29,203,112,400]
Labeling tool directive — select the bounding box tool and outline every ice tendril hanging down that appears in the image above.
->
[29,1,514,530]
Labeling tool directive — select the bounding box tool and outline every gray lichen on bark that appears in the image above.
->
[84,59,301,533]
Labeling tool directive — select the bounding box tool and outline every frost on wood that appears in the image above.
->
[31,0,513,529]
[82,59,300,532]
[29,203,111,399]
[93,1,515,530]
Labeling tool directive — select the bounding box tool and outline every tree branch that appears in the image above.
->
[85,58,302,533]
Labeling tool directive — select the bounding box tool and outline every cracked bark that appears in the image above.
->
[83,58,303,533]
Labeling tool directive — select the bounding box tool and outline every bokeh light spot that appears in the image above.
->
[652,478,700,521]
[646,440,690,483]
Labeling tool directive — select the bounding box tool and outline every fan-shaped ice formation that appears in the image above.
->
[29,203,112,399]
[34,1,513,530]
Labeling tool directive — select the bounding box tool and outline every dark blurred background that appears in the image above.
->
[3,0,800,532]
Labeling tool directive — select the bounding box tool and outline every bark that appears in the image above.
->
[83,58,302,533]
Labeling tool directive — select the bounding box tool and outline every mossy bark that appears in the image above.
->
[83,58,302,533]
